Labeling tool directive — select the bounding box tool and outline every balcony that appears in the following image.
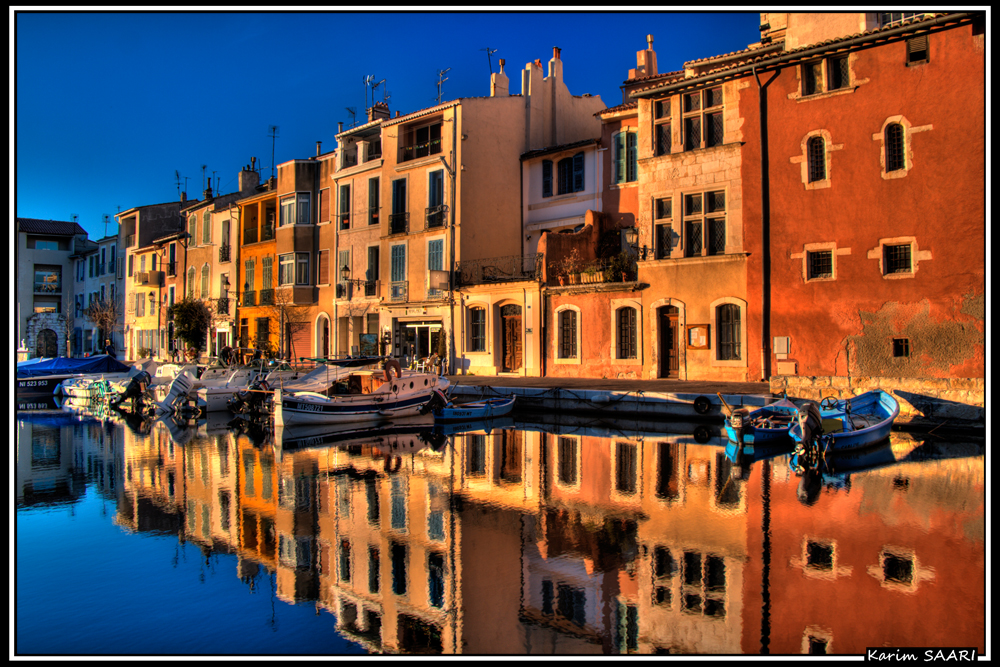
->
[339,213,350,231]
[219,244,231,263]
[216,297,230,315]
[166,261,177,277]
[455,254,544,286]
[33,280,61,294]
[243,291,257,307]
[388,212,408,236]
[134,270,163,286]
[425,206,447,229]
[126,233,135,248]
[390,281,408,302]
[259,289,274,306]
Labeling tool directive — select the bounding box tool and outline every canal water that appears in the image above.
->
[14,402,986,657]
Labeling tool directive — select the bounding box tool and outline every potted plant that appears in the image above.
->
[559,248,583,285]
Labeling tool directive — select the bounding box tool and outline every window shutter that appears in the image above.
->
[318,249,329,284]
[320,189,330,223]
[542,160,553,198]
[614,134,626,183]
[626,133,638,182]
[572,153,585,192]
[907,35,928,62]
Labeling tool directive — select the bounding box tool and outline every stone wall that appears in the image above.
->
[769,375,985,424]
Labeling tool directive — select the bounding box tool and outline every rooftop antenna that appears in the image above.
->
[436,68,451,105]
[345,107,357,128]
[201,165,208,191]
[480,47,498,74]
[174,170,182,199]
[71,214,79,224]
[212,170,218,194]
[364,75,375,111]
[102,214,111,237]
[268,125,279,180]
[372,77,386,108]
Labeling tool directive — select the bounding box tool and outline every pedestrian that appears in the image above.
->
[104,339,116,359]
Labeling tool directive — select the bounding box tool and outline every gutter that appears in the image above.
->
[630,12,978,99]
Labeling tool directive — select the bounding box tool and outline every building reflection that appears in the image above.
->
[97,412,984,655]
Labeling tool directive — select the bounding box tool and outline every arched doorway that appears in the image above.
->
[500,304,522,372]
[36,329,58,358]
[658,306,679,378]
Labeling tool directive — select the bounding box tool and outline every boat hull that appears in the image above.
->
[17,375,69,397]
[435,396,515,422]
[789,389,899,451]
[723,399,798,448]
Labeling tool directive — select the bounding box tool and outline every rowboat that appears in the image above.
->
[432,394,516,422]
[789,389,900,452]
[273,359,450,427]
[723,395,798,450]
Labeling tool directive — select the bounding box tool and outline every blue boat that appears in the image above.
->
[432,394,516,422]
[16,354,132,398]
[789,389,900,452]
[723,395,798,451]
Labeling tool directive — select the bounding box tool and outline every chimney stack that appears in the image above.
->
[239,160,260,193]
[491,58,509,97]
[316,141,322,156]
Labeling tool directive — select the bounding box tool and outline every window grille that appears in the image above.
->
[684,117,701,151]
[685,221,703,257]
[829,56,850,90]
[559,310,577,358]
[884,243,912,274]
[893,338,910,358]
[885,124,905,172]
[808,250,833,279]
[617,307,637,359]
[706,112,724,147]
[807,136,827,182]
[708,219,726,255]
[717,304,741,360]
[655,224,673,259]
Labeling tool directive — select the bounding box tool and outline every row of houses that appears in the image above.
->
[18,12,985,401]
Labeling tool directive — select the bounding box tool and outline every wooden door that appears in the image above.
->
[501,305,522,372]
[659,306,679,378]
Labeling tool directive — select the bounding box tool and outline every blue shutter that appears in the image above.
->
[572,152,585,192]
[542,160,553,198]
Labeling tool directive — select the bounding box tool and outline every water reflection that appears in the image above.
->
[15,404,985,656]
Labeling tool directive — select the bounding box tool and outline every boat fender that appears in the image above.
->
[693,395,712,414]
[384,359,402,382]
[693,424,712,444]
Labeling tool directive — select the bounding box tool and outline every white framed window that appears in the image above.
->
[872,115,932,180]
[791,130,843,190]
[610,298,642,364]
[280,192,311,226]
[710,297,747,367]
[554,305,581,363]
[791,242,851,283]
[866,236,931,279]
[278,252,310,285]
[682,86,724,151]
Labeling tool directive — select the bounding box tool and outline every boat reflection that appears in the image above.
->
[14,403,985,656]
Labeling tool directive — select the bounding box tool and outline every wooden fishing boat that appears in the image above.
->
[789,389,900,452]
[433,394,516,422]
[273,359,449,427]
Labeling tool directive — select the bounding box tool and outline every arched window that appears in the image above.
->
[201,264,210,299]
[716,303,741,361]
[885,123,905,172]
[616,307,637,359]
[807,136,826,182]
[558,309,578,359]
[469,306,486,352]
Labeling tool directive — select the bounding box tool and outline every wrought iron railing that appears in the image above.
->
[260,289,275,306]
[217,297,230,315]
[455,254,544,286]
[219,244,231,262]
[243,291,257,307]
[390,281,408,302]
[388,212,408,236]
[425,206,447,229]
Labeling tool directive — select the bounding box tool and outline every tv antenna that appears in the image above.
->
[371,77,386,108]
[102,214,111,237]
[364,75,375,111]
[436,68,451,104]
[480,47,498,74]
[174,170,182,198]
[201,165,208,191]
[345,107,357,128]
[268,125,279,180]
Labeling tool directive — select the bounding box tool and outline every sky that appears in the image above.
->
[14,8,761,242]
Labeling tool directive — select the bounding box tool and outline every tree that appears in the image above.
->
[85,296,123,349]
[168,297,212,357]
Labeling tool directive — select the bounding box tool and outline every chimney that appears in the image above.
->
[316,141,322,156]
[203,185,213,200]
[548,47,563,81]
[239,161,260,193]
[490,58,509,97]
[180,192,187,202]
[629,34,658,79]
[338,122,343,134]
[368,101,390,121]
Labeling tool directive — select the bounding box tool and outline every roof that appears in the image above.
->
[597,101,638,117]
[17,218,88,236]
[628,11,972,98]
[520,138,600,161]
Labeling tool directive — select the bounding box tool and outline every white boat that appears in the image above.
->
[195,361,310,413]
[60,359,158,400]
[273,360,450,427]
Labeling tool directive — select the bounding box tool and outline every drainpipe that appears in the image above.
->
[754,65,771,383]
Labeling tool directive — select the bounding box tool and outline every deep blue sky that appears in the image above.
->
[15,10,760,241]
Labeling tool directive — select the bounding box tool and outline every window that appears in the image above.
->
[280,193,310,226]
[807,136,826,182]
[613,131,638,184]
[188,214,197,246]
[469,307,486,352]
[885,123,906,172]
[368,177,380,226]
[427,553,446,608]
[556,437,579,486]
[201,264,210,299]
[339,540,352,582]
[558,309,577,359]
[366,246,379,297]
[615,441,637,494]
[317,249,330,285]
[187,266,196,298]
[202,210,211,244]
[828,55,850,90]
[682,191,726,257]
[427,238,444,298]
[368,547,380,594]
[879,12,928,28]
[807,250,834,280]
[906,35,929,64]
[893,338,910,358]
[390,244,406,301]
[261,256,273,291]
[296,253,310,285]
[802,56,851,96]
[557,153,585,195]
[716,304,741,361]
[278,253,308,285]
[339,184,351,230]
[542,160,553,198]
[654,197,674,259]
[33,266,61,294]
[319,188,330,223]
[279,254,294,285]
[654,99,672,156]
[683,87,723,150]
[617,307,637,359]
[390,179,407,234]
[400,120,442,162]
[681,551,727,618]
[884,243,912,274]
[427,170,445,227]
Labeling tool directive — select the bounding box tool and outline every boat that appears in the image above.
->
[17,354,133,398]
[789,389,900,452]
[722,394,799,450]
[59,359,158,400]
[273,359,449,427]
[431,393,516,422]
[195,360,306,413]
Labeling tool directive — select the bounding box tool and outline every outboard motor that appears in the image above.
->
[110,370,152,410]
[796,402,824,445]
[229,376,270,416]
[156,369,195,415]
[419,388,450,416]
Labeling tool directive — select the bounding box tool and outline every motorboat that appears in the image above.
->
[789,389,900,452]
[431,393,516,422]
[195,360,305,413]
[17,354,132,398]
[722,395,799,451]
[273,359,449,427]
[59,359,158,400]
